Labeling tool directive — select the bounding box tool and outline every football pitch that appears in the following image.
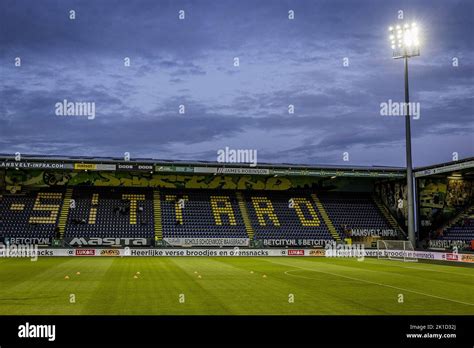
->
[0,257,473,315]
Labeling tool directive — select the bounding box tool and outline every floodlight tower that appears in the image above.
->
[388,22,420,247]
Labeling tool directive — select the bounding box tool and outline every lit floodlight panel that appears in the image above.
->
[389,22,420,58]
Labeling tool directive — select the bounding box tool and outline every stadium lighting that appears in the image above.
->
[388,22,420,58]
[388,21,421,248]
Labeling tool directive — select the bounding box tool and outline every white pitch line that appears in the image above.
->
[265,259,474,307]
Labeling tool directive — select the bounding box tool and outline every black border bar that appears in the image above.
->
[0,315,472,347]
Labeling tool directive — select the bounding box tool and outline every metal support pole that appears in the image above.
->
[404,56,416,246]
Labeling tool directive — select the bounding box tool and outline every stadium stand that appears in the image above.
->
[65,187,154,239]
[0,187,406,244]
[243,190,334,241]
[441,206,474,242]
[160,189,248,239]
[0,188,64,239]
[318,192,393,238]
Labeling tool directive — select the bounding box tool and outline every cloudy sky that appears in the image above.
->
[0,0,472,168]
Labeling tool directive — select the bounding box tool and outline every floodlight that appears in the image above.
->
[386,21,422,248]
[388,22,420,58]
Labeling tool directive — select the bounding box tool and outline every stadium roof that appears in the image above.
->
[0,154,472,179]
[414,157,474,178]
[0,153,406,169]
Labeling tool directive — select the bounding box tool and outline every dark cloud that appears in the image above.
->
[0,0,472,167]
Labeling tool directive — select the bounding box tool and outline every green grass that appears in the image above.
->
[0,256,473,315]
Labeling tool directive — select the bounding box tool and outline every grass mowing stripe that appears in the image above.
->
[169,257,236,314]
[363,258,474,277]
[0,257,115,315]
[278,257,474,299]
[170,257,321,314]
[214,257,391,314]
[331,258,473,288]
[265,258,474,308]
[0,257,472,315]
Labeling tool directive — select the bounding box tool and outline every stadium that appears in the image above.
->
[1,0,473,345]
[0,154,472,315]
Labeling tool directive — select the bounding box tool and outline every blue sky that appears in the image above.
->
[0,0,473,167]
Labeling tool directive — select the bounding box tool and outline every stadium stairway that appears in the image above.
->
[153,190,163,241]
[443,204,474,230]
[372,194,406,238]
[236,191,254,240]
[58,188,73,238]
[310,193,340,241]
[88,193,99,224]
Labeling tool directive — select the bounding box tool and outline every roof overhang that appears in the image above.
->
[0,154,406,178]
